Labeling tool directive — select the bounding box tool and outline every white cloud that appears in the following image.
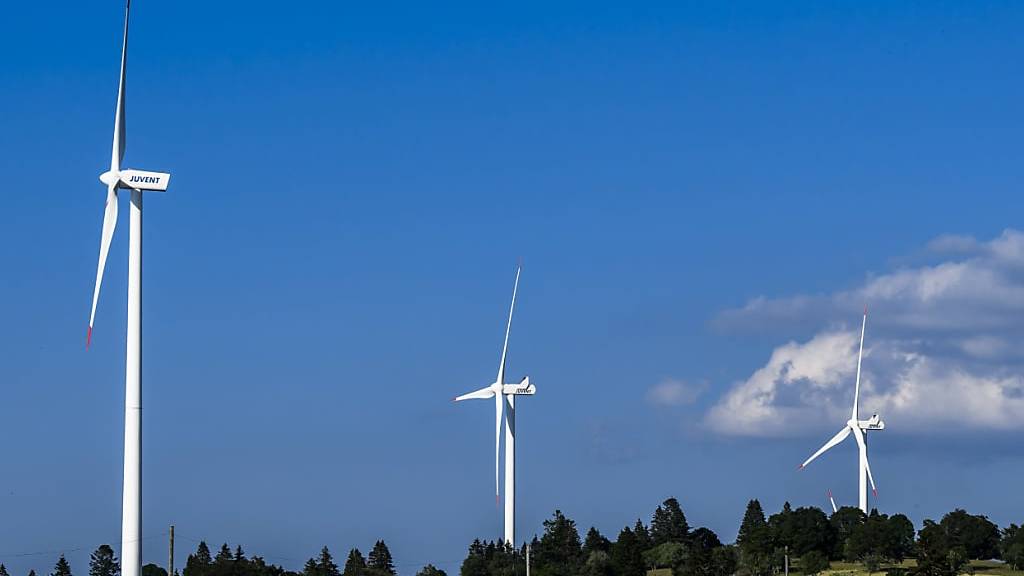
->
[706,229,1024,437]
[646,378,704,407]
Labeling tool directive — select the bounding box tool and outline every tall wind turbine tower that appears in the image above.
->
[88,3,171,576]
[798,308,884,513]
[455,264,536,545]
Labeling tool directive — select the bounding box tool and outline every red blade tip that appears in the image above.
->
[872,488,878,497]
[86,326,93,349]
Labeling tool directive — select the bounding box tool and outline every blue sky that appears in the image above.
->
[2,0,1024,574]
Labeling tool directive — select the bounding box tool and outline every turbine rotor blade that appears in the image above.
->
[111,0,130,171]
[494,391,503,502]
[799,426,851,469]
[496,264,521,385]
[853,306,867,421]
[852,427,878,497]
[88,183,119,347]
[453,386,495,402]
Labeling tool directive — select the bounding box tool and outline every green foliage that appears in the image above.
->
[583,528,611,557]
[770,504,836,558]
[458,540,519,576]
[51,556,72,576]
[367,541,395,576]
[580,551,613,576]
[610,527,645,576]
[644,543,684,570]
[142,565,167,576]
[915,520,968,576]
[343,550,367,576]
[831,507,868,560]
[940,509,1001,560]
[0,564,9,576]
[533,510,583,576]
[651,499,690,546]
[1002,524,1024,570]
[736,500,772,576]
[801,551,830,576]
[415,565,446,576]
[89,546,120,576]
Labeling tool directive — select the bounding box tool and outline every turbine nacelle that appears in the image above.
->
[99,169,171,191]
[503,376,534,395]
[858,414,885,431]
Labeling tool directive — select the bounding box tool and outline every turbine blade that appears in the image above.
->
[88,184,119,347]
[799,426,851,469]
[496,264,521,385]
[495,391,503,502]
[852,427,878,497]
[853,306,867,421]
[111,0,130,172]
[453,386,495,402]
[828,489,838,514]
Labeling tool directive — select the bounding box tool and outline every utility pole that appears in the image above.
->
[525,544,530,576]
[784,545,789,576]
[169,525,175,576]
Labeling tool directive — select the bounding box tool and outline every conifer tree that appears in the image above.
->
[30,569,38,576]
[367,541,394,576]
[52,556,72,576]
[650,498,690,545]
[0,564,9,576]
[342,549,366,576]
[318,548,340,576]
[90,545,120,576]
[184,542,213,576]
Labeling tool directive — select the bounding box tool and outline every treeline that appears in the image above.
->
[459,498,1024,576]
[1,539,445,576]
[4,500,1024,576]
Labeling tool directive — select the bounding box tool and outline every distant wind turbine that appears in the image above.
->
[454,264,536,546]
[87,3,171,576]
[798,307,884,514]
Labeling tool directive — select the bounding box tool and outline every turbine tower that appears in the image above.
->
[454,264,536,546]
[798,308,884,514]
[88,4,171,576]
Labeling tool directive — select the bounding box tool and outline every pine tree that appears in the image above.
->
[303,559,319,576]
[583,527,611,556]
[650,498,690,545]
[0,565,8,576]
[52,556,73,576]
[185,542,213,576]
[415,566,446,576]
[90,546,120,576]
[633,520,652,552]
[30,570,38,576]
[342,549,366,576]
[533,510,583,576]
[737,500,772,576]
[367,541,394,576]
[215,546,233,566]
[318,548,340,576]
[610,527,644,576]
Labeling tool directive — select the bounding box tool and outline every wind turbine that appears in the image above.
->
[827,489,838,514]
[454,264,536,546]
[798,307,884,514]
[88,4,171,576]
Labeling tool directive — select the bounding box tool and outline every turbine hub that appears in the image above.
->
[99,170,120,186]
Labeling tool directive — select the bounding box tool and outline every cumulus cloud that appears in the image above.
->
[646,379,705,407]
[706,229,1024,437]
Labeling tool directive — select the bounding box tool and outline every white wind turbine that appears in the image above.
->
[454,264,536,546]
[798,307,884,514]
[87,3,171,576]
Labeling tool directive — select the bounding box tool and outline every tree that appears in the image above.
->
[30,570,38,576]
[885,515,916,563]
[90,546,120,576]
[673,527,723,576]
[801,551,830,576]
[142,565,167,576]
[915,520,967,576]
[0,565,9,576]
[459,540,487,576]
[343,550,367,576]
[367,542,394,576]
[611,527,645,576]
[643,543,684,570]
[415,566,446,576]
[651,498,690,546]
[1001,524,1024,570]
[318,547,341,576]
[710,546,737,576]
[52,556,72,576]
[580,551,613,576]
[633,520,652,552]
[830,507,867,560]
[583,527,611,556]
[185,542,213,576]
[939,509,1000,560]
[533,510,583,576]
[736,500,771,576]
